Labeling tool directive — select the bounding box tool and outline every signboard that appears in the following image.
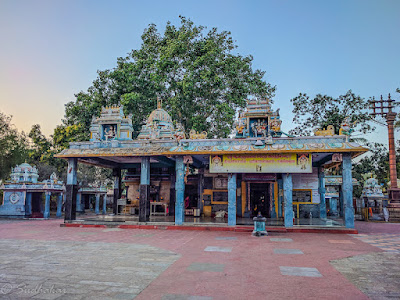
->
[209,154,312,174]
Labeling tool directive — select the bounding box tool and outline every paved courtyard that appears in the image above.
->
[0,219,399,299]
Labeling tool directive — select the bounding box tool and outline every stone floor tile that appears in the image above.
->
[215,237,237,240]
[280,266,322,277]
[187,263,225,272]
[204,246,232,253]
[328,240,354,244]
[274,248,303,254]
[270,238,293,242]
[162,295,213,300]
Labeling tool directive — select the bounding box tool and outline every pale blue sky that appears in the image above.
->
[0,0,399,145]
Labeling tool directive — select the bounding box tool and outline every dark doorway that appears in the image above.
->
[250,183,271,217]
[31,192,44,218]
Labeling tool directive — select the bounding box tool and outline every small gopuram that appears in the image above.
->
[360,175,385,217]
[0,163,64,218]
[55,98,368,228]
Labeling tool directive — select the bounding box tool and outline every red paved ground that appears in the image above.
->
[0,219,385,299]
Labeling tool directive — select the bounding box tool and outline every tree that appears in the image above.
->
[0,112,28,180]
[63,16,275,138]
[290,90,373,137]
[28,124,52,163]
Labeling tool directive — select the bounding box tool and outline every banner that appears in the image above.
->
[209,154,312,173]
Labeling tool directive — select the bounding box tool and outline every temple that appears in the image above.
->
[55,97,368,228]
[0,163,65,218]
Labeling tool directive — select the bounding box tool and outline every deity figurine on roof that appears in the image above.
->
[89,105,133,141]
[234,96,282,139]
[137,98,177,140]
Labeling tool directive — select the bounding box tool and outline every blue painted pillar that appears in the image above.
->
[277,179,283,218]
[342,153,354,228]
[339,186,344,217]
[102,194,107,215]
[283,174,293,228]
[76,193,82,213]
[175,156,185,225]
[139,157,150,222]
[271,183,277,219]
[44,192,51,219]
[25,192,32,216]
[318,167,327,219]
[228,173,237,226]
[95,193,100,215]
[56,193,63,217]
[330,198,338,215]
[65,158,78,221]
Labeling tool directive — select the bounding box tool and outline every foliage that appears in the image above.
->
[290,90,373,136]
[63,16,275,138]
[0,112,28,180]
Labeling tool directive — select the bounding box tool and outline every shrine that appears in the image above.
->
[0,163,65,218]
[55,98,368,228]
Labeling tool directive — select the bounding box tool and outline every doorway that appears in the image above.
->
[31,192,43,218]
[250,183,271,217]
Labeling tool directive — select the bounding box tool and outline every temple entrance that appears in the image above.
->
[250,183,271,218]
[31,192,44,218]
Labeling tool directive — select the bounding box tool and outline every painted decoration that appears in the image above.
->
[209,154,312,173]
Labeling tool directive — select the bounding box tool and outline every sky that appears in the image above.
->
[0,0,399,146]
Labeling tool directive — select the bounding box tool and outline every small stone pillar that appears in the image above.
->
[102,194,107,215]
[76,193,82,213]
[95,193,100,215]
[44,192,51,219]
[252,212,268,236]
[56,193,63,218]
[113,168,121,215]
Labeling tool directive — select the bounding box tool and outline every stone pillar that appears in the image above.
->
[169,173,176,216]
[175,156,185,225]
[139,157,150,222]
[44,192,51,219]
[271,183,277,219]
[95,193,100,215]
[102,194,107,215]
[318,167,327,219]
[228,173,237,226]
[65,158,78,221]
[113,168,121,215]
[283,174,293,228]
[25,192,32,216]
[339,186,344,217]
[56,193,63,218]
[277,179,283,218]
[342,153,354,228]
[76,193,82,213]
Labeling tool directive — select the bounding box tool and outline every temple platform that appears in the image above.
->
[61,213,355,234]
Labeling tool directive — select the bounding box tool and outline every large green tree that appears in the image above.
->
[63,16,275,139]
[290,90,372,137]
[0,112,28,180]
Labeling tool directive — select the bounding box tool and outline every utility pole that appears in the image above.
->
[370,94,400,220]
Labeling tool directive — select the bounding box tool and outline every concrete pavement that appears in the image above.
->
[0,219,398,299]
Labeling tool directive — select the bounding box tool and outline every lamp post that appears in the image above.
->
[370,94,400,220]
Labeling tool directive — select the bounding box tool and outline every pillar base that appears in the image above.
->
[139,184,150,222]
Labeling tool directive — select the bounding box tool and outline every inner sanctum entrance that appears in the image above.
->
[250,183,272,218]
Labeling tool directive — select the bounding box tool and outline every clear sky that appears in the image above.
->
[0,0,399,145]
